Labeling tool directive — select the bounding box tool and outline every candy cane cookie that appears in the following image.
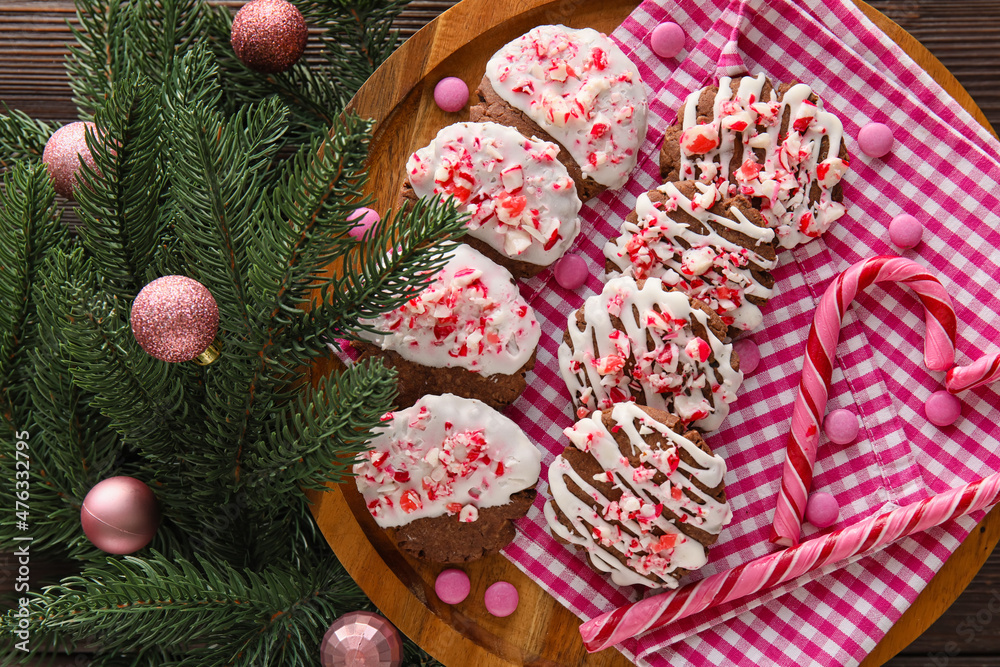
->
[472,24,649,201]
[354,244,541,410]
[770,255,957,547]
[558,276,742,433]
[403,122,583,279]
[544,402,732,589]
[604,179,778,335]
[660,73,850,249]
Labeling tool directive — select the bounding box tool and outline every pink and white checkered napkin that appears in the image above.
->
[495,0,1000,664]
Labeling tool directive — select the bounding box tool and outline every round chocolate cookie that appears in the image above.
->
[660,73,850,249]
[355,243,541,410]
[544,402,732,589]
[604,179,777,335]
[472,24,648,201]
[354,394,542,563]
[558,276,741,432]
[401,121,583,279]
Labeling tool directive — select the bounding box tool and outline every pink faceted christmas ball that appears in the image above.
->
[81,476,159,554]
[320,611,403,667]
[231,0,308,74]
[131,276,219,363]
[42,121,98,199]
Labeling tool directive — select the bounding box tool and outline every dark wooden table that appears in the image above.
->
[3,1,1000,665]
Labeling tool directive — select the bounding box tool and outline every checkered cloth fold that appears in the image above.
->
[498,0,1000,664]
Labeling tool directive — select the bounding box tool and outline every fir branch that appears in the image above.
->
[0,162,64,427]
[291,196,468,357]
[0,106,53,169]
[65,0,130,119]
[5,552,368,666]
[242,357,396,495]
[75,75,168,303]
[248,114,372,329]
[34,249,201,467]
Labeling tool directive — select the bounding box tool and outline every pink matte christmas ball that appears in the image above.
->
[320,611,403,667]
[650,22,685,58]
[42,121,98,199]
[131,276,220,363]
[433,77,469,113]
[81,476,159,554]
[231,0,308,74]
[857,122,894,158]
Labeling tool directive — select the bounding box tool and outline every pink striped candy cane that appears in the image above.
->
[946,352,1000,393]
[580,469,1000,653]
[770,256,956,547]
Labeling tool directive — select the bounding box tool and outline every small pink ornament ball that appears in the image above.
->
[131,276,220,363]
[553,253,589,290]
[81,476,159,554]
[805,491,840,529]
[732,339,760,375]
[42,121,98,199]
[650,22,685,58]
[889,213,923,249]
[925,390,962,427]
[857,122,894,158]
[434,568,470,604]
[433,77,469,113]
[484,581,519,618]
[824,408,860,445]
[347,207,381,240]
[231,0,308,74]
[320,611,403,667]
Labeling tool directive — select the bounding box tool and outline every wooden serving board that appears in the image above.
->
[306,1,1000,665]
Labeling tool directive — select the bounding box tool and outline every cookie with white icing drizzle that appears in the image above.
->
[471,24,649,202]
[604,180,777,335]
[558,276,741,432]
[660,73,850,249]
[354,244,541,409]
[403,122,583,279]
[355,394,542,563]
[544,402,732,589]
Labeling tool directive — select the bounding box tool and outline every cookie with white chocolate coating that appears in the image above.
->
[544,402,732,589]
[660,73,850,249]
[558,276,742,433]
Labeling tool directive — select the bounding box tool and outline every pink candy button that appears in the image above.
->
[650,22,685,58]
[434,77,469,113]
[824,408,859,445]
[553,253,589,290]
[347,207,380,240]
[484,581,519,617]
[434,568,470,605]
[857,122,894,158]
[806,491,840,529]
[925,390,961,427]
[732,339,760,375]
[889,214,923,249]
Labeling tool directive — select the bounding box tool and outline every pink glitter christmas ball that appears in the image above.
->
[231,0,308,73]
[131,276,220,363]
[81,476,159,554]
[320,611,403,667]
[42,121,98,199]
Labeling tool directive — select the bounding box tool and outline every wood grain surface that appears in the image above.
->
[4,1,1000,666]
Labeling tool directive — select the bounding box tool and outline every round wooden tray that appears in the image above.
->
[307,1,1000,665]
